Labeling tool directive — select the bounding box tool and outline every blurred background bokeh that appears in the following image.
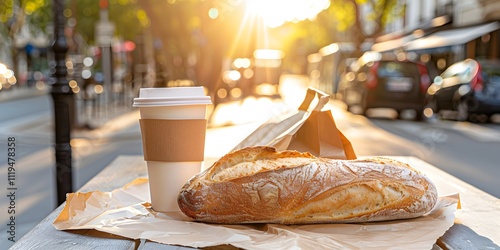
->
[1,0,498,106]
[2,0,499,117]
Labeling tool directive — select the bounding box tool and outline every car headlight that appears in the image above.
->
[458,84,471,96]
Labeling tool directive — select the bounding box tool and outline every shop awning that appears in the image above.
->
[405,22,500,51]
[371,34,415,52]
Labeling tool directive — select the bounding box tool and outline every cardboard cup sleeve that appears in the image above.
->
[140,119,207,162]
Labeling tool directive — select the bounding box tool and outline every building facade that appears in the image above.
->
[373,0,500,72]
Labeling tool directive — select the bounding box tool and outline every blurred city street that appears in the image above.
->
[1,75,500,248]
[2,0,500,248]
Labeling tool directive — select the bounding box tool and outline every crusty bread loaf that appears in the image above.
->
[177,146,438,224]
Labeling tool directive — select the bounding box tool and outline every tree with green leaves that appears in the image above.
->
[0,0,51,75]
[68,0,148,45]
[0,0,148,80]
[329,0,403,52]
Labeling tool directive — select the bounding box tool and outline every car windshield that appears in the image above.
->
[377,62,418,78]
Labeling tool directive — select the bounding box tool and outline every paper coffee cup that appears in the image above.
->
[133,87,211,212]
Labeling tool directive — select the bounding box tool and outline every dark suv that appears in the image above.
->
[338,58,432,120]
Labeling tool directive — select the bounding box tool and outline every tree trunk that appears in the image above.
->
[352,0,366,56]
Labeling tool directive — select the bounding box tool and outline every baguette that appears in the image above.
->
[177,146,438,224]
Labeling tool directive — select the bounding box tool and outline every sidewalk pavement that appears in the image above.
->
[0,85,141,142]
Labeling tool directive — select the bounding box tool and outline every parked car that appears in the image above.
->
[338,56,432,120]
[426,59,500,122]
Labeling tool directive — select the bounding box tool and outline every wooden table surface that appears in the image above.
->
[11,124,500,250]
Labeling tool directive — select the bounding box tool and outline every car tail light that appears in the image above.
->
[366,62,379,89]
[416,64,431,93]
[471,64,484,92]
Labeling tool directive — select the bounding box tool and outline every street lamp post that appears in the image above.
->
[51,0,74,206]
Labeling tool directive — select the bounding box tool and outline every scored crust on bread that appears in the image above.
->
[177,146,438,224]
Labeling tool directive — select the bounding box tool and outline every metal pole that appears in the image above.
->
[97,0,115,107]
[51,0,74,206]
[102,45,113,106]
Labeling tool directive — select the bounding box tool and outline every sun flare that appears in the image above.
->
[245,0,330,28]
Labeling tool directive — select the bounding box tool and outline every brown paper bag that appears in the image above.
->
[233,87,356,159]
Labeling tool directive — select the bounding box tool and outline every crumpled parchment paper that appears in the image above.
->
[53,177,459,250]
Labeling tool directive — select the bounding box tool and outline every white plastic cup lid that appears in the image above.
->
[133,87,212,107]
